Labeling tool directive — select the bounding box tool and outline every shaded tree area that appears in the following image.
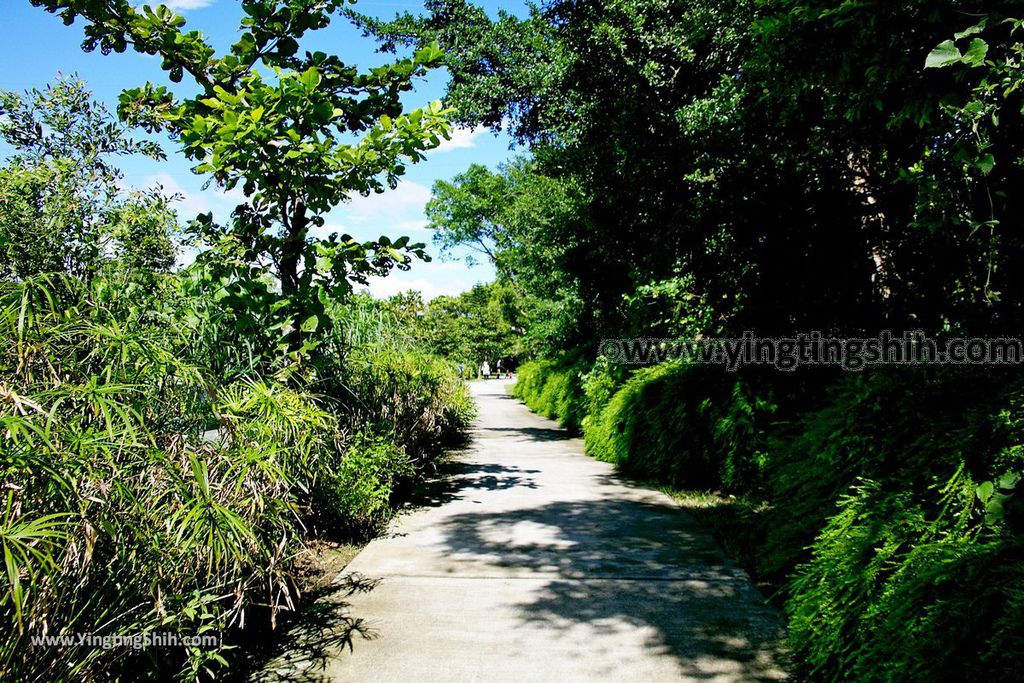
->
[356,0,1024,342]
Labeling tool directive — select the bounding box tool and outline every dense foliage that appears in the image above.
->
[360,0,1024,340]
[359,1,1024,679]
[1,70,471,683]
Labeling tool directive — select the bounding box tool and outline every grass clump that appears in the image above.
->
[511,355,589,431]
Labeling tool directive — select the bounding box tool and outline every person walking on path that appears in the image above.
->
[480,360,491,379]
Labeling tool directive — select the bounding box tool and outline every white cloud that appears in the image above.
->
[139,172,250,223]
[361,276,462,301]
[141,173,252,222]
[336,181,433,226]
[360,254,496,301]
[314,222,350,238]
[312,219,430,244]
[360,270,487,301]
[145,172,211,218]
[214,183,248,206]
[145,0,216,10]
[431,126,487,154]
[315,178,496,301]
[394,219,430,234]
[315,181,438,248]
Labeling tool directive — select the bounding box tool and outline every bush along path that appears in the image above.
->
[255,379,787,682]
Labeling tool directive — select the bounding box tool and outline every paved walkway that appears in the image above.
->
[256,379,787,682]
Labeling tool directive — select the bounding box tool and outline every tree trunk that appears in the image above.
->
[280,198,307,297]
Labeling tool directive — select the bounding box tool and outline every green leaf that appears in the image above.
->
[300,68,321,90]
[977,480,994,502]
[925,40,962,69]
[976,153,995,175]
[962,38,989,67]
[954,20,987,40]
[276,36,299,57]
[300,315,319,333]
[999,471,1021,490]
[313,101,333,123]
[985,493,1011,523]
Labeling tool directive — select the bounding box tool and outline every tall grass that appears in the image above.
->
[0,273,474,681]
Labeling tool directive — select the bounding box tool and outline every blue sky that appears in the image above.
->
[0,0,526,298]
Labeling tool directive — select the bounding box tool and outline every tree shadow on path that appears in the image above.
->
[246,574,382,683]
[409,458,543,508]
[429,471,788,681]
[477,425,576,442]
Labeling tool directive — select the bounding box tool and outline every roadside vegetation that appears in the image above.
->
[1,0,475,678]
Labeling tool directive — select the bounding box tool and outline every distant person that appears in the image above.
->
[458,363,464,378]
[496,359,503,376]
[481,361,491,379]
[506,364,513,379]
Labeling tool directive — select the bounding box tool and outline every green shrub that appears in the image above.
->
[512,355,588,431]
[760,369,1015,582]
[342,348,475,462]
[583,363,775,491]
[579,356,625,428]
[313,434,413,537]
[0,275,343,680]
[786,470,1024,682]
[0,274,475,681]
[511,360,546,406]
[765,369,1024,680]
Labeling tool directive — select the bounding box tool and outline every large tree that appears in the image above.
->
[32,0,452,338]
[360,0,1024,344]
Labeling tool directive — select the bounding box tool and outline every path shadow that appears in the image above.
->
[245,573,383,683]
[477,425,576,442]
[433,492,787,680]
[408,460,543,508]
[489,392,518,400]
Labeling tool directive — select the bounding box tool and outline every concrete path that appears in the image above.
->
[256,379,787,682]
